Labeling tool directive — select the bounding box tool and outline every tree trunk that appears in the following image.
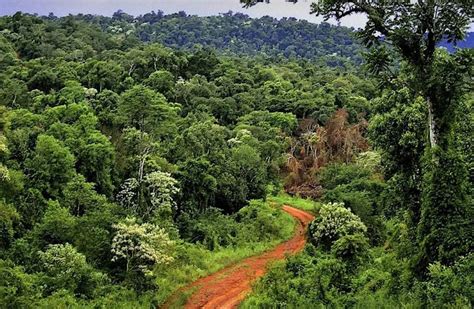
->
[427,96,437,148]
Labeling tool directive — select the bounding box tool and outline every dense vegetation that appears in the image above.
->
[1,1,473,307]
[240,1,474,307]
[1,10,364,64]
[0,11,376,307]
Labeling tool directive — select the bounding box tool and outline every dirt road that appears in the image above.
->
[163,205,314,309]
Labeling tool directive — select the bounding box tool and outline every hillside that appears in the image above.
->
[1,6,473,309]
[1,10,364,64]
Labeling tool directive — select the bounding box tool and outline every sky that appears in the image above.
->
[0,0,368,28]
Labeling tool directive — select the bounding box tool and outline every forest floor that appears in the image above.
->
[163,205,314,309]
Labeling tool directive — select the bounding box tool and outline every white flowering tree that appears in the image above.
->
[38,243,106,295]
[111,217,175,276]
[116,171,179,220]
[309,202,367,249]
[144,171,179,210]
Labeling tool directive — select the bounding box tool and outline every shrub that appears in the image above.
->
[331,233,369,266]
[420,254,474,307]
[236,200,294,243]
[177,208,239,250]
[309,202,367,250]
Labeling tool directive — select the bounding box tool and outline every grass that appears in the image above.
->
[153,200,296,306]
[267,192,321,214]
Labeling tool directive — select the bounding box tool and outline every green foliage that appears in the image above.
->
[309,202,367,250]
[0,259,40,307]
[0,7,471,308]
[74,206,119,270]
[38,243,107,297]
[33,201,76,248]
[145,70,175,96]
[237,111,297,135]
[178,200,294,251]
[268,193,321,213]
[420,254,474,308]
[331,233,368,264]
[242,248,349,308]
[176,158,217,212]
[0,202,19,250]
[118,85,179,138]
[60,174,108,216]
[320,162,386,244]
[416,147,474,271]
[25,134,75,198]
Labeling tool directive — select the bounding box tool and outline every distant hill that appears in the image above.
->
[438,32,474,52]
[2,10,470,64]
[80,10,366,63]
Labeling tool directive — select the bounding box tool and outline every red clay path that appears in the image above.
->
[163,205,314,309]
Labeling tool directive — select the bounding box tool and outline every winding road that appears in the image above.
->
[163,205,314,309]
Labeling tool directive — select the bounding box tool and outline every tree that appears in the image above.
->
[117,171,179,220]
[111,217,174,276]
[227,144,267,206]
[145,70,175,97]
[0,34,18,70]
[0,201,19,249]
[0,259,40,307]
[186,47,220,79]
[118,85,179,139]
[38,243,106,296]
[144,171,179,214]
[25,135,75,198]
[61,174,108,216]
[33,201,76,248]
[83,60,123,92]
[76,132,115,196]
[0,133,10,183]
[285,109,368,198]
[177,158,217,212]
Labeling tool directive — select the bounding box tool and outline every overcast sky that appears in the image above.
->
[0,0,367,28]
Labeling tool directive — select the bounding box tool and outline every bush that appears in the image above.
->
[236,200,294,243]
[309,202,367,250]
[177,199,294,250]
[177,208,239,250]
[419,254,474,307]
[320,163,372,191]
[319,162,385,245]
[331,233,369,265]
[242,248,349,308]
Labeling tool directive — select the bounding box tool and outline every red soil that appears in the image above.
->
[163,205,314,309]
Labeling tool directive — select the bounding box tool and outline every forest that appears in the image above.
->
[0,1,473,308]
